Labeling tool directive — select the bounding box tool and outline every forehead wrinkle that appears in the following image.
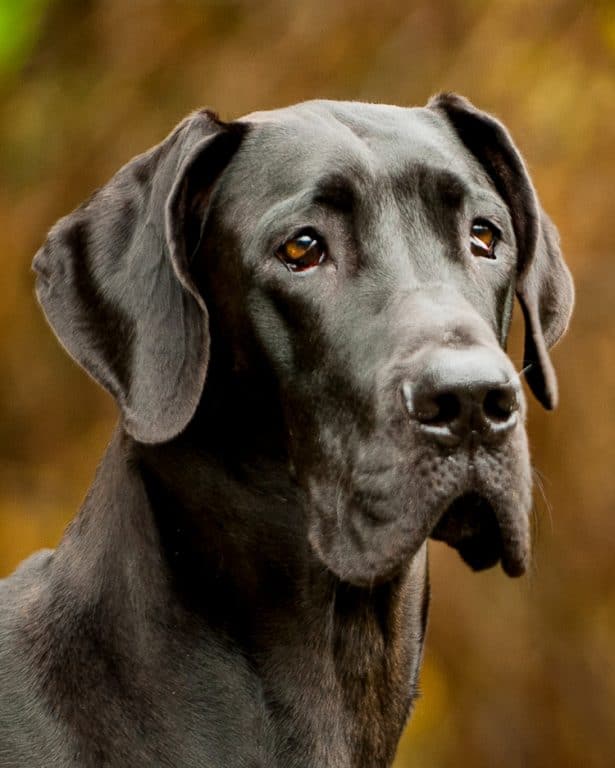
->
[393,163,470,209]
[241,102,387,175]
[311,171,365,215]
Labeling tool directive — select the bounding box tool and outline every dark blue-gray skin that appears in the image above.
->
[0,94,573,767]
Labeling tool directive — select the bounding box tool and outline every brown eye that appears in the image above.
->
[470,220,498,259]
[277,232,327,272]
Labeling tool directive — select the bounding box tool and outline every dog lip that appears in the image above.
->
[431,491,528,577]
[500,547,527,578]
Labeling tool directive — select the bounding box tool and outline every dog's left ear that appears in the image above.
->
[33,111,246,443]
[428,93,574,409]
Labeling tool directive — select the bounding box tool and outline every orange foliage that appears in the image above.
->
[0,1,613,765]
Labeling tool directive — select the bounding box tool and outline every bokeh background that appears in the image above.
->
[1,1,613,765]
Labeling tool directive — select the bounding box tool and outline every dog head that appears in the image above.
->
[33,95,573,587]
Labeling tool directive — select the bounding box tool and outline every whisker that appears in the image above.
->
[520,466,553,585]
[510,363,532,382]
[532,465,553,534]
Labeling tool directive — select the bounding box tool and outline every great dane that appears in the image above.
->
[0,94,573,767]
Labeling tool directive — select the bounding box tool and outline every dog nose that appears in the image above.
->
[403,348,520,444]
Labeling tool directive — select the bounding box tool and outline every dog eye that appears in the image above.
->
[277,232,327,272]
[470,220,498,259]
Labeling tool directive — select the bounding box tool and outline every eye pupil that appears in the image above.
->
[278,232,326,271]
[470,220,498,259]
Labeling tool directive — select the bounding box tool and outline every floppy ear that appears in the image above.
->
[33,111,245,443]
[428,93,574,409]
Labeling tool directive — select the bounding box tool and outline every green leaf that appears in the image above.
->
[0,0,50,75]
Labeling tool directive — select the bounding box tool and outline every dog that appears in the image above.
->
[0,94,573,767]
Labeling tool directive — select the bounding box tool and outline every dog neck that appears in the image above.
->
[142,418,429,766]
[26,423,428,767]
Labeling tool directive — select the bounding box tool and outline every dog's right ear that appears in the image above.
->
[33,111,245,444]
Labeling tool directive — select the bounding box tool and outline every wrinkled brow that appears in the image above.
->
[394,163,469,209]
[312,174,356,214]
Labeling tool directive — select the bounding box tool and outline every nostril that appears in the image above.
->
[415,392,461,426]
[483,386,518,423]
[402,350,521,444]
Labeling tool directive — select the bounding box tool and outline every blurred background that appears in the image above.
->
[0,0,613,765]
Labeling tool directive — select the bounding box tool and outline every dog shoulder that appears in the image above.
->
[0,550,72,766]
